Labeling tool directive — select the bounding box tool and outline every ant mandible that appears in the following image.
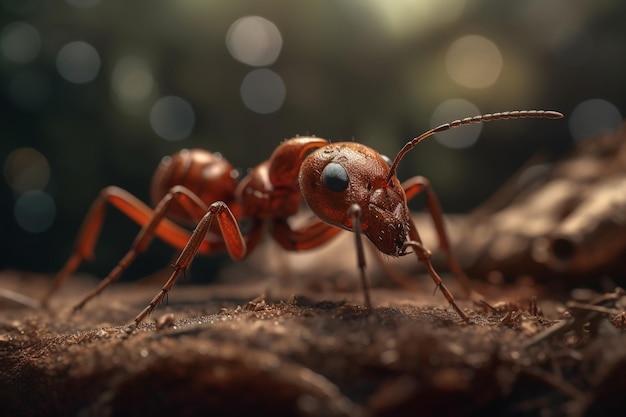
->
[41,110,563,325]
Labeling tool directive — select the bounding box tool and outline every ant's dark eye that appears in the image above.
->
[322,162,349,192]
[381,154,392,166]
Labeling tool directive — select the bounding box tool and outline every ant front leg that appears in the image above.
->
[272,204,372,308]
[403,227,469,322]
[132,201,246,325]
[402,176,480,303]
[345,202,465,319]
[347,204,372,309]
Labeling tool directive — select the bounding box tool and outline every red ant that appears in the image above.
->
[41,110,563,325]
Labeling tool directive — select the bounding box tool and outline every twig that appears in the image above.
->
[522,288,625,349]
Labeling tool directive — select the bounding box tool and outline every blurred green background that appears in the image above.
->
[1,0,624,280]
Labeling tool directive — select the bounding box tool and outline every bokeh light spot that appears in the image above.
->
[4,147,51,193]
[112,56,154,104]
[226,16,282,67]
[430,99,482,149]
[56,41,101,84]
[240,69,286,114]
[0,22,41,64]
[9,69,51,111]
[150,96,195,141]
[368,0,466,37]
[14,190,56,234]
[568,98,623,142]
[445,35,503,89]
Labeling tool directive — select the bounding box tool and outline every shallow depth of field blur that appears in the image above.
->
[1,0,625,279]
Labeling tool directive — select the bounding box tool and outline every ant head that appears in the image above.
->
[299,142,410,256]
[297,110,563,255]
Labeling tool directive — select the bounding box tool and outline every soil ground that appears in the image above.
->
[1,267,625,417]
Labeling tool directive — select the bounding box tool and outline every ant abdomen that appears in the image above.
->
[150,149,239,223]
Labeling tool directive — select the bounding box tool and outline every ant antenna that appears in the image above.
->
[386,110,564,184]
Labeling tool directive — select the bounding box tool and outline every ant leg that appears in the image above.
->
[42,186,183,305]
[42,186,225,308]
[402,176,475,297]
[132,201,245,325]
[274,216,417,290]
[271,217,342,251]
[347,204,372,309]
[403,238,469,322]
[273,207,372,308]
[70,186,236,312]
